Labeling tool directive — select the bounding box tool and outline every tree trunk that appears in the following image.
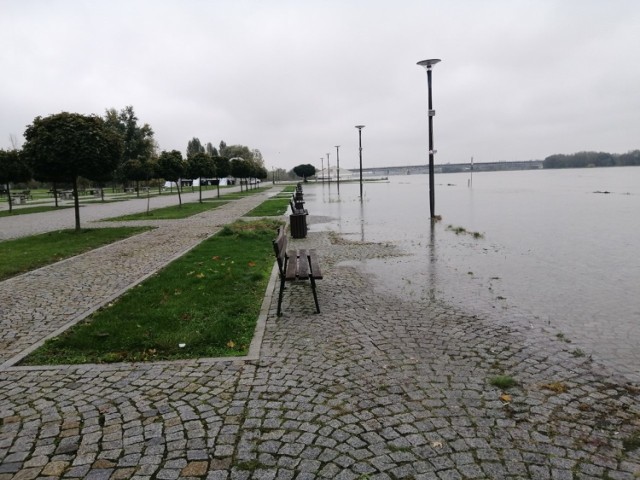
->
[53,182,59,208]
[6,183,12,213]
[198,177,202,203]
[177,180,182,206]
[72,177,81,231]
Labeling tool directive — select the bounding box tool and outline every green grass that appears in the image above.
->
[0,205,73,217]
[245,197,290,217]
[489,375,517,389]
[221,186,270,200]
[0,227,153,281]
[622,431,640,452]
[446,225,484,239]
[104,200,229,221]
[21,219,283,365]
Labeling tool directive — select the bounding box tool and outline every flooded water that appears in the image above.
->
[301,167,640,383]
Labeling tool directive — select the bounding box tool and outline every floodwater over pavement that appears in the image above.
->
[304,168,640,384]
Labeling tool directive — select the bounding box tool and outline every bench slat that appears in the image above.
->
[308,249,323,279]
[297,249,310,279]
[285,250,298,280]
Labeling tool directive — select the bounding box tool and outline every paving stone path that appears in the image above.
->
[1,191,639,479]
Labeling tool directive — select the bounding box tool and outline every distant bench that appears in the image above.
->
[272,226,322,316]
[289,198,308,216]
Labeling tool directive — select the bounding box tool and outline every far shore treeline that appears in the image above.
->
[543,150,640,169]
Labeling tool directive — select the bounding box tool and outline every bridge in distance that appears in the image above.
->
[348,160,543,176]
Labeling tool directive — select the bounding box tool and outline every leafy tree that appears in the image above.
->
[255,165,268,180]
[104,106,154,163]
[206,142,218,157]
[186,137,205,158]
[157,150,185,206]
[22,112,122,230]
[117,158,154,198]
[230,158,252,192]
[213,156,230,197]
[219,140,227,156]
[618,150,640,166]
[543,151,615,169]
[224,144,254,163]
[0,149,31,212]
[186,152,216,203]
[293,164,316,181]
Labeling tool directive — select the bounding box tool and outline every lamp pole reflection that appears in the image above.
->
[417,58,441,219]
[326,152,331,185]
[335,145,340,194]
[355,125,365,199]
[320,157,324,184]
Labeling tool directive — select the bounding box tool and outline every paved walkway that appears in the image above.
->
[1,190,639,479]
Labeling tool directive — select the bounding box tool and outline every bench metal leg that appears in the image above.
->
[310,277,320,313]
[277,277,286,316]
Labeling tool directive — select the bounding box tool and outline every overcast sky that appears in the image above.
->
[1,1,639,171]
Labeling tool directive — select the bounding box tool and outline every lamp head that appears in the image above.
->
[417,59,441,69]
[355,125,365,130]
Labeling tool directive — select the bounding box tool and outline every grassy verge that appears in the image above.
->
[0,206,73,217]
[245,197,290,217]
[0,227,153,281]
[21,219,283,365]
[105,200,229,221]
[221,186,270,200]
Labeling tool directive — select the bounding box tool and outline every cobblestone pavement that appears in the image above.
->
[1,206,640,478]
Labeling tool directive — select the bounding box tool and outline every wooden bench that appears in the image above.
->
[272,226,322,316]
[289,198,308,216]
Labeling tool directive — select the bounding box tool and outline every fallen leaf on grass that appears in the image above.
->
[227,340,236,348]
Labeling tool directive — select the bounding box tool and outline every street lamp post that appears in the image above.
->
[335,145,340,193]
[355,125,365,199]
[417,58,441,219]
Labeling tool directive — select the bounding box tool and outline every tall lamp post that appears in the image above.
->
[335,145,340,193]
[355,125,365,199]
[417,58,441,219]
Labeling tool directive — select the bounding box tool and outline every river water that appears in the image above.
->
[301,167,640,384]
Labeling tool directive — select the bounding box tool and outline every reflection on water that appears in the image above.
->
[303,168,640,383]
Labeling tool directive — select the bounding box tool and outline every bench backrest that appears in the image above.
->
[272,226,288,276]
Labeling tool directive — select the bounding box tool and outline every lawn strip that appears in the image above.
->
[0,205,73,217]
[104,200,229,221]
[0,227,153,281]
[21,219,283,365]
[244,197,291,217]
